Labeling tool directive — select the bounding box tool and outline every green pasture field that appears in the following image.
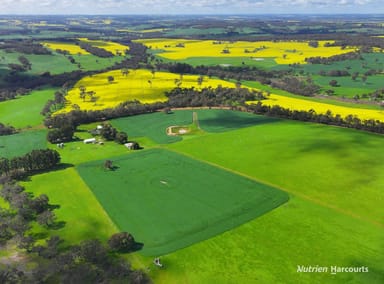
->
[0,50,124,75]
[76,148,288,256]
[0,129,47,159]
[181,56,278,68]
[0,88,57,128]
[21,168,118,244]
[313,74,384,97]
[0,50,78,75]
[168,118,384,224]
[72,54,125,71]
[297,52,384,97]
[148,194,383,284]
[301,52,384,75]
[9,109,383,283]
[111,109,275,145]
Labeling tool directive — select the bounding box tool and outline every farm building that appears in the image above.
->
[124,142,139,150]
[84,138,96,144]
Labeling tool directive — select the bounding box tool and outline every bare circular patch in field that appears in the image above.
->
[166,126,190,136]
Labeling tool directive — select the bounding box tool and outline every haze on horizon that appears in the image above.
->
[0,0,382,15]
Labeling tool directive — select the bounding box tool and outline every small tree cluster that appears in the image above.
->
[0,123,16,136]
[108,232,137,253]
[100,123,128,144]
[0,149,60,178]
[0,182,57,246]
[47,124,75,144]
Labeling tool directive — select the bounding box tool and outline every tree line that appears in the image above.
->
[0,149,60,179]
[247,102,384,134]
[270,76,320,97]
[0,88,30,102]
[166,86,265,108]
[0,40,52,55]
[78,42,114,58]
[305,51,363,65]
[0,123,16,136]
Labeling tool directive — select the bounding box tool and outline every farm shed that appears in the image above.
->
[124,142,135,150]
[83,138,96,144]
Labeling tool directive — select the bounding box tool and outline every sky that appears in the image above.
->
[0,0,382,15]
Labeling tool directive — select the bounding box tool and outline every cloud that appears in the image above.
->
[0,0,380,14]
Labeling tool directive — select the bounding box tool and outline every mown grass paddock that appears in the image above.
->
[76,148,288,256]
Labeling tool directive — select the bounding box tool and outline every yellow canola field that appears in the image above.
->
[57,68,384,122]
[258,94,384,121]
[42,42,90,55]
[136,38,357,64]
[78,38,129,55]
[57,69,237,113]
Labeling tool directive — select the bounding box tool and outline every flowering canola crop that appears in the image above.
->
[78,38,129,55]
[136,38,357,65]
[57,69,237,114]
[57,68,384,122]
[258,94,384,121]
[42,42,90,55]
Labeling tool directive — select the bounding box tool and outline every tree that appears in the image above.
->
[351,72,359,81]
[0,158,10,176]
[197,75,204,87]
[115,132,128,144]
[108,232,136,253]
[0,266,26,283]
[32,236,62,259]
[308,40,319,48]
[79,85,86,101]
[100,124,117,141]
[121,68,129,77]
[104,160,113,170]
[37,210,56,227]
[30,194,49,214]
[329,79,338,87]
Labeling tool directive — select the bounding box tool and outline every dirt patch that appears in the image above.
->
[166,126,190,136]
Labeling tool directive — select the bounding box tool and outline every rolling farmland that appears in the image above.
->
[0,14,383,284]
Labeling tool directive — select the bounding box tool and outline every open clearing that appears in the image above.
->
[76,148,288,256]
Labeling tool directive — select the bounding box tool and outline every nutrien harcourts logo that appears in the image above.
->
[297,265,369,275]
